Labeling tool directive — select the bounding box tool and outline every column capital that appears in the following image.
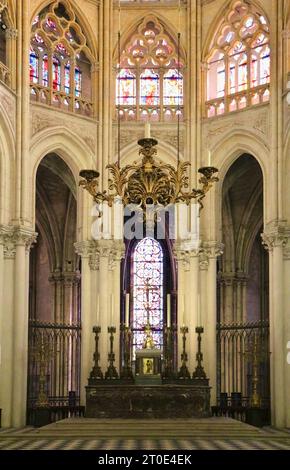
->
[75,240,95,258]
[219,271,236,286]
[201,241,224,259]
[5,28,18,40]
[174,243,200,271]
[0,225,37,257]
[261,220,290,252]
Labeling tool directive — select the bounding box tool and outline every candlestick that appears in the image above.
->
[198,294,201,326]
[96,295,100,324]
[167,293,171,327]
[208,149,211,167]
[110,294,114,325]
[144,122,151,138]
[125,293,130,327]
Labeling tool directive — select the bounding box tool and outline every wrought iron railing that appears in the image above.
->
[27,321,81,424]
[216,321,270,404]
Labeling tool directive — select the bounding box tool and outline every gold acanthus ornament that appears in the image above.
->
[79,138,218,211]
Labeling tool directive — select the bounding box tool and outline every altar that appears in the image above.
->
[86,381,211,419]
[85,320,211,419]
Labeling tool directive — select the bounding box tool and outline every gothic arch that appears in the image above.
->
[30,0,98,58]
[30,126,95,226]
[211,131,268,239]
[0,102,14,225]
[113,13,186,63]
[202,0,270,59]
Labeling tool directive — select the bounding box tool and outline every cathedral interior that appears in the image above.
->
[0,0,290,452]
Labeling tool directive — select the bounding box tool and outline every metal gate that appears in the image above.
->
[27,321,81,418]
[217,321,270,408]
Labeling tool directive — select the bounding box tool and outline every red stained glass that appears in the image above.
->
[132,238,164,356]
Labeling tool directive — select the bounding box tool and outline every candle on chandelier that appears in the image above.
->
[125,293,130,327]
[208,149,212,167]
[145,122,151,138]
[167,293,171,327]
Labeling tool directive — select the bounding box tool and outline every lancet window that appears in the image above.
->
[205,0,270,117]
[30,1,94,116]
[116,17,184,122]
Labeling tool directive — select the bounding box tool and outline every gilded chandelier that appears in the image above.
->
[79,137,218,211]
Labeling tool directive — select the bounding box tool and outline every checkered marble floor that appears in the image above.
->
[0,418,290,450]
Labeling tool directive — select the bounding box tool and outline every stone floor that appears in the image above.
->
[0,417,290,450]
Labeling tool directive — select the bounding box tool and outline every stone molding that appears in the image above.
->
[5,28,18,39]
[199,241,224,270]
[75,240,125,271]
[261,220,290,252]
[0,225,37,259]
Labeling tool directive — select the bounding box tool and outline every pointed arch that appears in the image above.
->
[30,1,97,116]
[203,0,270,118]
[115,14,185,122]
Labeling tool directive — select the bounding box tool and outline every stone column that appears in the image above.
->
[75,241,93,405]
[174,246,186,369]
[262,221,289,427]
[97,240,114,373]
[284,240,290,427]
[11,228,36,427]
[0,227,14,427]
[202,242,223,406]
[5,27,18,89]
[109,242,125,373]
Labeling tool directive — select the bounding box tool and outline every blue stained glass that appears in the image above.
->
[116,69,136,105]
[42,55,48,86]
[52,57,60,90]
[65,64,70,94]
[64,64,82,95]
[75,67,82,97]
[140,69,160,105]
[132,238,163,358]
[30,49,39,83]
[163,69,183,105]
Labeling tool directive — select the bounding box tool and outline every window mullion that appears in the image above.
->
[136,66,140,121]
[247,45,251,106]
[224,55,229,113]
[159,68,164,122]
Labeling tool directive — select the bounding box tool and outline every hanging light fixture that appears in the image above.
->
[79,2,218,215]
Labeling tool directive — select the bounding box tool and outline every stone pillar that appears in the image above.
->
[284,241,290,427]
[201,242,223,406]
[174,247,186,369]
[12,229,37,427]
[0,227,14,427]
[175,244,200,374]
[5,27,18,89]
[262,221,289,428]
[97,240,113,373]
[109,242,125,373]
[75,241,93,405]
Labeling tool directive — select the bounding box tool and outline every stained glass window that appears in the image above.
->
[116,17,184,121]
[140,69,160,106]
[163,69,183,106]
[42,54,48,86]
[116,69,136,105]
[30,2,93,114]
[30,48,39,83]
[65,64,70,94]
[52,56,61,90]
[132,238,164,358]
[206,0,270,116]
[75,66,82,97]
